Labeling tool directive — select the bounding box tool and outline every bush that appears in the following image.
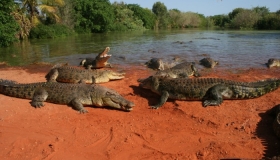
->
[29,24,74,39]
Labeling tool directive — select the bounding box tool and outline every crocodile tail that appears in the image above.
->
[0,79,18,86]
[233,78,280,99]
[259,78,280,94]
[0,79,18,94]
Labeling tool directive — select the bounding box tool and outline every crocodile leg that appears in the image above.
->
[46,68,59,82]
[191,65,201,77]
[70,98,88,114]
[86,64,93,70]
[202,84,232,107]
[30,88,48,108]
[151,91,169,109]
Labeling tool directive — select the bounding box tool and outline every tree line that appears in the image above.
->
[211,6,280,30]
[1,0,280,47]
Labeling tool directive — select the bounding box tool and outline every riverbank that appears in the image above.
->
[0,63,279,159]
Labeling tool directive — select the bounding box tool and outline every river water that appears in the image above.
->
[0,29,279,69]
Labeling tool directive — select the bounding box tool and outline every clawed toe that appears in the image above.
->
[150,106,159,109]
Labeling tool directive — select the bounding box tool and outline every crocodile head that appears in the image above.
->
[97,47,111,58]
[95,47,112,68]
[137,76,159,90]
[100,90,135,111]
[199,58,218,68]
[267,58,280,68]
[145,58,165,70]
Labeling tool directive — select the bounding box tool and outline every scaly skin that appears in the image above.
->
[138,76,280,109]
[267,58,280,68]
[154,62,201,78]
[199,58,218,68]
[80,47,112,69]
[46,65,125,84]
[0,79,134,113]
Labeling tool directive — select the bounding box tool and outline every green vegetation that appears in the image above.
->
[29,24,74,39]
[73,0,114,33]
[211,6,280,30]
[0,0,20,47]
[1,0,280,47]
[110,2,144,31]
[127,4,156,29]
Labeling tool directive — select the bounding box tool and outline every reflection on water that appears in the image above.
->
[0,30,279,69]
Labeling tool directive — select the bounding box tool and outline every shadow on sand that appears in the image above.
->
[255,104,280,159]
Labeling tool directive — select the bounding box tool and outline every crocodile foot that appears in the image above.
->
[150,106,160,109]
[79,108,89,114]
[30,101,45,108]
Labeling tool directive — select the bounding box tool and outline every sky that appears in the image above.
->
[110,0,280,16]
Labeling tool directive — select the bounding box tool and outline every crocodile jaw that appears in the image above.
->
[101,90,135,111]
[99,47,111,58]
[121,101,135,111]
[137,76,154,90]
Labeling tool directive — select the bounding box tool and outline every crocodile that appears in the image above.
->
[138,76,280,109]
[0,79,134,113]
[80,47,112,69]
[199,58,218,68]
[145,58,180,70]
[154,62,201,78]
[266,58,280,68]
[46,65,125,84]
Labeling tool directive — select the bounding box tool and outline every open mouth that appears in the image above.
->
[100,47,111,58]
[100,54,111,58]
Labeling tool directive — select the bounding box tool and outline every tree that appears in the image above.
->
[58,0,75,28]
[20,0,65,26]
[73,0,114,33]
[253,6,269,17]
[11,5,32,40]
[40,0,65,24]
[0,0,20,47]
[21,0,40,26]
[168,10,202,28]
[211,14,230,28]
[256,13,280,30]
[228,8,245,20]
[230,9,259,29]
[152,2,168,28]
[111,2,144,31]
[168,9,181,28]
[127,4,156,29]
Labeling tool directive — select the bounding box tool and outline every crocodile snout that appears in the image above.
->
[122,101,135,111]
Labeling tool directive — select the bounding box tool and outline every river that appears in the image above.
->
[0,29,279,69]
